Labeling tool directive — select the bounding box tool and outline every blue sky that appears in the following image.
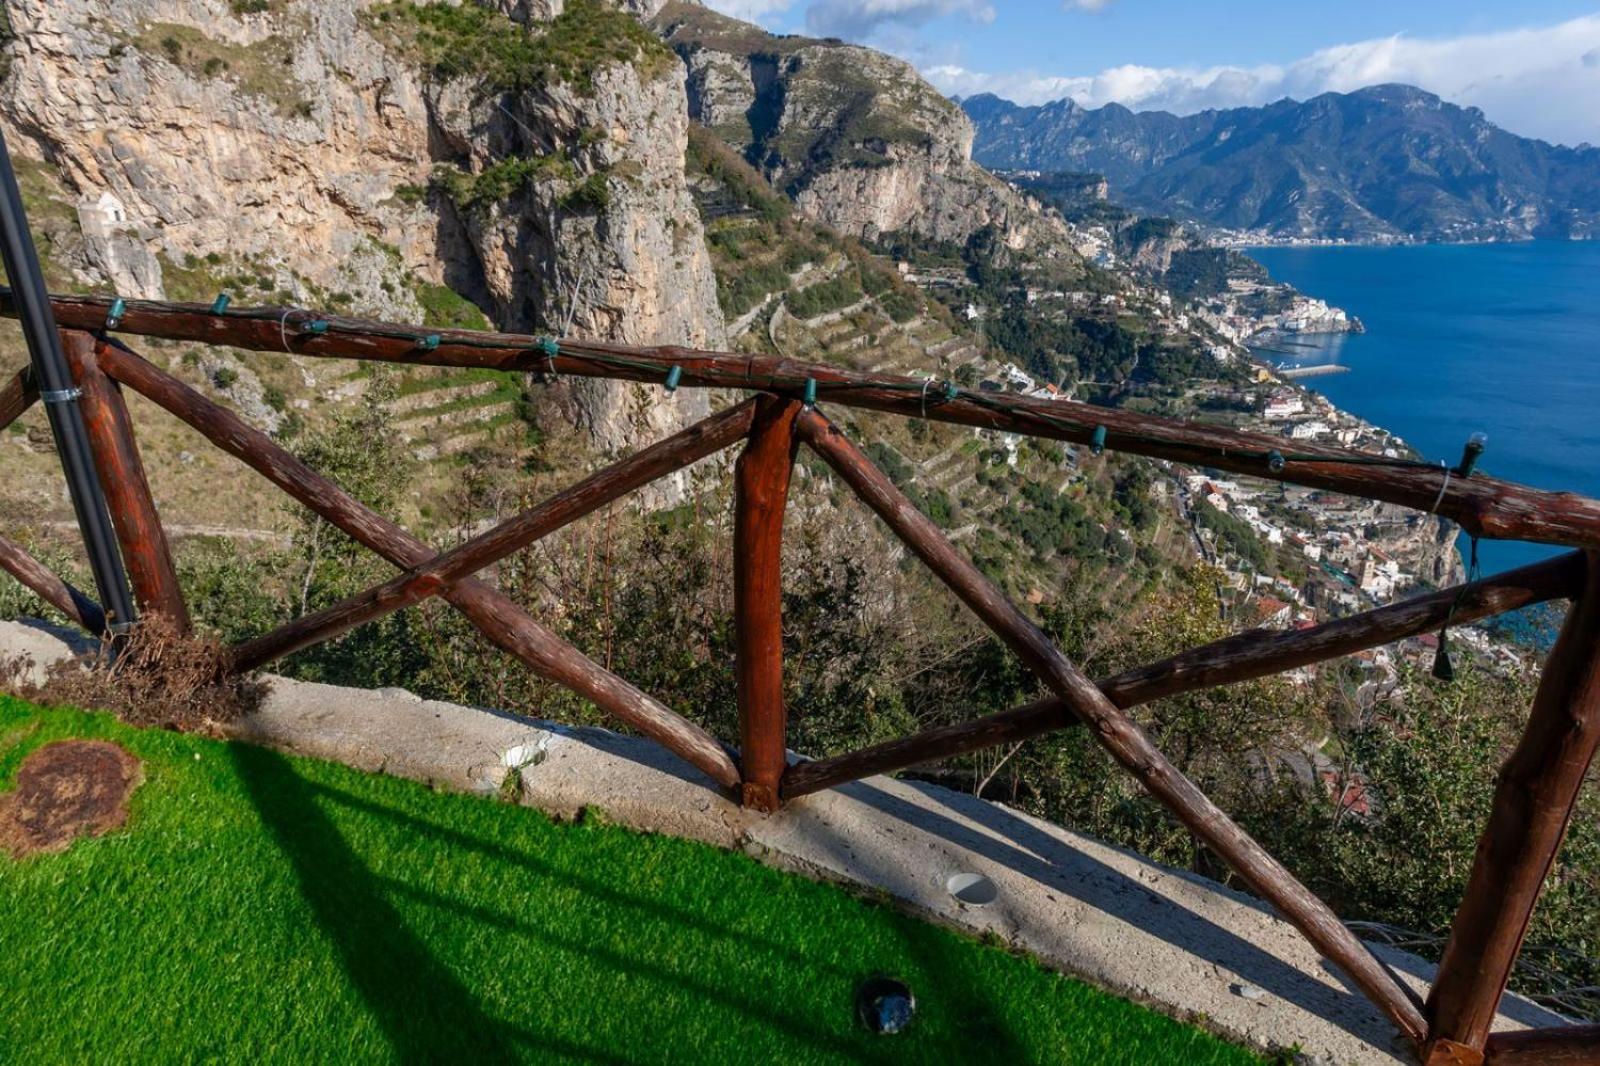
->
[703,0,1600,145]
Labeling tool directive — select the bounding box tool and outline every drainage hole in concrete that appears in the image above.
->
[945,872,998,906]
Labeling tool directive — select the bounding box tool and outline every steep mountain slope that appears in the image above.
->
[964,86,1600,242]
[652,1,1072,254]
[1,0,720,463]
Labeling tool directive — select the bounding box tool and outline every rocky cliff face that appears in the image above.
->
[652,1,1073,255]
[0,0,722,459]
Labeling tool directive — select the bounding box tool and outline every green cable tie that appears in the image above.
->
[664,365,682,392]
[1267,449,1286,473]
[942,382,958,403]
[538,337,560,376]
[304,319,329,335]
[417,335,440,352]
[803,378,818,408]
[105,297,126,329]
[211,293,231,315]
[1089,425,1107,456]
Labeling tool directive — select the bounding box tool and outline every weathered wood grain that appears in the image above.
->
[0,532,105,634]
[61,331,189,631]
[0,365,35,432]
[1485,1024,1600,1065]
[733,397,801,811]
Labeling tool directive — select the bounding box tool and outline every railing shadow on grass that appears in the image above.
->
[227,742,620,1065]
[303,779,911,1063]
[232,744,902,1064]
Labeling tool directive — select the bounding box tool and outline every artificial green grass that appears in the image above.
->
[0,696,1261,1064]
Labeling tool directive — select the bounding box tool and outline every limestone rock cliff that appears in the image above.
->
[652,1,1073,254]
[0,0,722,459]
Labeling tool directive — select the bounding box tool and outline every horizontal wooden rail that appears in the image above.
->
[783,551,1585,798]
[0,532,105,634]
[0,365,35,432]
[796,406,1428,1045]
[96,340,741,791]
[230,399,758,672]
[10,290,1600,550]
[1485,1024,1600,1065]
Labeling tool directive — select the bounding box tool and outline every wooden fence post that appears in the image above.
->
[1425,550,1600,1059]
[734,396,802,811]
[60,331,189,631]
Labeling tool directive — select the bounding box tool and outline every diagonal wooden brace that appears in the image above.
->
[96,340,741,791]
[796,406,1427,1047]
[230,399,758,672]
[0,531,105,634]
[0,364,36,432]
[782,551,1584,799]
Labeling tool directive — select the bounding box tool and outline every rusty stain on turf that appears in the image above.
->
[0,740,142,857]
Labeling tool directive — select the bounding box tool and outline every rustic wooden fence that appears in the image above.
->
[4,290,1600,1064]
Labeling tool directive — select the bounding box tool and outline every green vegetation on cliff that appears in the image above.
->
[369,0,674,93]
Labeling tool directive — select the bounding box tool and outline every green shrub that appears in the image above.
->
[413,281,490,331]
[786,273,863,319]
[370,0,674,94]
[558,171,610,213]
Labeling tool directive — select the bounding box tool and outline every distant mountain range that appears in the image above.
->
[962,85,1600,242]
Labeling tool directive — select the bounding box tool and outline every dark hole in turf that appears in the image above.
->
[856,975,916,1034]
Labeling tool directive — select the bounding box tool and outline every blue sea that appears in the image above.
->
[1248,241,1600,577]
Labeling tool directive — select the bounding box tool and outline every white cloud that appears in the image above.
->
[926,14,1600,146]
[805,0,995,43]
[1063,0,1113,11]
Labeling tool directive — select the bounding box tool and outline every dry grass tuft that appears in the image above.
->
[0,615,263,731]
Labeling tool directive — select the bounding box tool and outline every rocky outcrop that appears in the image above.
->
[653,1,1075,254]
[426,48,722,466]
[0,0,723,462]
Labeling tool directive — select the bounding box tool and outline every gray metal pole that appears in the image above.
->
[0,127,136,634]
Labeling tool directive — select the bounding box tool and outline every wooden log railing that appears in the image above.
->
[3,291,1600,1062]
[9,290,1600,550]
[60,331,189,631]
[799,406,1430,1042]
[1424,551,1600,1059]
[0,364,35,431]
[733,397,803,812]
[783,551,1586,799]
[229,398,760,671]
[94,339,740,790]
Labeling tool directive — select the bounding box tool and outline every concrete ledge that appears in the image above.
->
[0,618,1568,1063]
